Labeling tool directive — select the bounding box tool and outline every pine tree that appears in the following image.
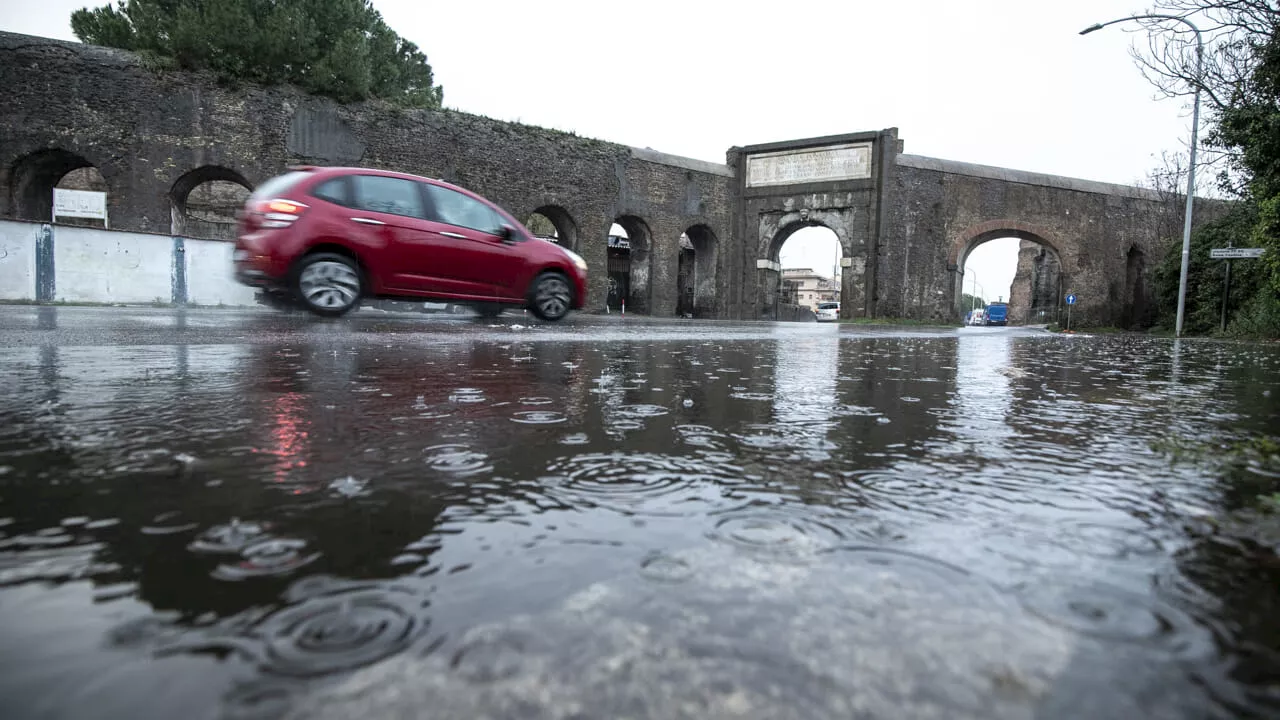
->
[71,0,444,108]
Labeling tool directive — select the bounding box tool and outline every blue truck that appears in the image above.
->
[984,301,1008,326]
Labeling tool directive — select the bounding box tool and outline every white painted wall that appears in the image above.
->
[55,226,172,304]
[0,220,261,307]
[0,221,37,300]
[186,239,257,306]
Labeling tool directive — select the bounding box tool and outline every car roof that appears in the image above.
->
[285,165,521,223]
[290,165,473,194]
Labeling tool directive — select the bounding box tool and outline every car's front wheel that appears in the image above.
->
[528,271,573,321]
[294,253,363,318]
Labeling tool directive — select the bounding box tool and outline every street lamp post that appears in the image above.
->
[1081,15,1203,337]
[964,267,984,323]
[965,268,984,311]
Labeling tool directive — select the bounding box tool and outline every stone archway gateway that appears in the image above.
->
[729,132,892,320]
[1,33,1204,325]
[951,220,1065,325]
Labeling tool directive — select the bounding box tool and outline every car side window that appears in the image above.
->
[424,184,502,235]
[311,177,350,206]
[352,175,426,219]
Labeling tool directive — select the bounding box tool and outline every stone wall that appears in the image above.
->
[0,31,1207,324]
[1008,240,1062,325]
[0,32,734,315]
[880,155,1188,327]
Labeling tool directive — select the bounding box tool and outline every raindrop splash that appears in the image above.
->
[212,539,321,581]
[188,519,270,554]
[511,410,568,425]
[543,453,741,516]
[423,444,493,477]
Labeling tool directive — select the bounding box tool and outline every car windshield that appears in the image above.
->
[817,303,839,310]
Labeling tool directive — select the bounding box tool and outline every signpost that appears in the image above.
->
[1209,247,1263,259]
[1210,247,1265,332]
[1065,293,1077,332]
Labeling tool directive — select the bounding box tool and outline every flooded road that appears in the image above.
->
[1,306,1278,719]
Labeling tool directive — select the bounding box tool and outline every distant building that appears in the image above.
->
[780,268,839,311]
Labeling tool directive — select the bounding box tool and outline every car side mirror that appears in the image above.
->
[499,224,520,244]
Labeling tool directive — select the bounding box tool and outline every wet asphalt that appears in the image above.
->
[1,305,1278,720]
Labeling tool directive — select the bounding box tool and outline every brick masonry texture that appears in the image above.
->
[0,31,1209,324]
[0,32,732,315]
[879,159,1222,327]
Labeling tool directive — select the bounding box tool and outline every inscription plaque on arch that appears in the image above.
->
[746,143,872,187]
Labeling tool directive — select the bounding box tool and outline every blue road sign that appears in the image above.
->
[1065,294,1077,306]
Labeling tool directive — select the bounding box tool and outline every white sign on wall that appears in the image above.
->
[52,189,108,224]
[746,143,873,187]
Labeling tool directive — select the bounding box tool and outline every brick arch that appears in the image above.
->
[8,147,113,221]
[948,220,1064,270]
[169,165,253,204]
[612,214,653,313]
[950,220,1066,321]
[681,223,719,318]
[169,165,254,238]
[523,204,579,251]
[768,214,845,261]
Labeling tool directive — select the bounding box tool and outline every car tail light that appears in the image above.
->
[255,198,309,228]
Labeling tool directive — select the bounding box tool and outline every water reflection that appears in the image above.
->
[37,305,57,330]
[0,328,1276,718]
[949,332,1014,447]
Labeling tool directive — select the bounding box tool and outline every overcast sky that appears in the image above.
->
[4,0,1197,304]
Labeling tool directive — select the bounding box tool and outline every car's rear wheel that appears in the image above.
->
[294,253,362,318]
[528,271,572,322]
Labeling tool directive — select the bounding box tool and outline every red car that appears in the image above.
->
[232,166,588,321]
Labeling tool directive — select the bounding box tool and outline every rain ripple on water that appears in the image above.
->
[542,452,743,516]
[188,519,270,554]
[510,410,568,425]
[423,444,493,477]
[170,576,431,685]
[1015,580,1217,657]
[212,539,321,581]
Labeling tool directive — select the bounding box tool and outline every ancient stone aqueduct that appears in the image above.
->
[0,31,1200,326]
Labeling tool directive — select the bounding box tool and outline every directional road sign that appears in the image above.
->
[1065,294,1077,306]
[1210,247,1264,259]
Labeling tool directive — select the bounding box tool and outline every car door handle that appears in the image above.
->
[351,217,385,226]
[437,231,467,240]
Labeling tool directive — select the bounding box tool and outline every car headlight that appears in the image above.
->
[563,248,588,271]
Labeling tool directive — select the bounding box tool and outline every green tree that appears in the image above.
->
[1152,200,1277,334]
[524,213,557,238]
[960,293,986,313]
[70,0,444,108]
[1132,1,1280,335]
[1211,14,1280,294]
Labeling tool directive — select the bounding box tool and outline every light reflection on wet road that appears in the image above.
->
[0,306,1278,719]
